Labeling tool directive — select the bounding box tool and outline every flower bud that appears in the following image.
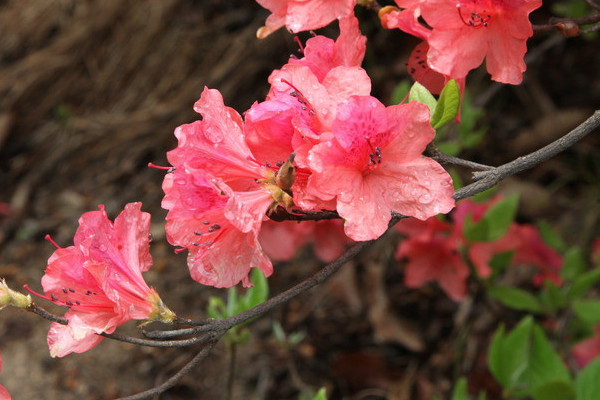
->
[0,278,32,310]
[555,21,579,38]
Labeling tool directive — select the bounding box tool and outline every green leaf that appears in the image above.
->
[573,299,600,324]
[488,317,571,396]
[408,82,437,115]
[523,324,571,394]
[243,268,269,310]
[488,324,506,386]
[488,285,543,313]
[538,281,565,312]
[431,80,461,129]
[575,357,600,400]
[313,387,328,400]
[488,317,533,389]
[437,141,462,156]
[567,269,600,300]
[206,297,227,320]
[451,377,470,400]
[272,321,286,343]
[226,286,238,317]
[561,248,586,281]
[537,220,567,253]
[391,81,411,105]
[463,195,519,242]
[488,251,515,277]
[533,380,575,400]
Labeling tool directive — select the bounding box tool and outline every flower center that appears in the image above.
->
[366,139,382,168]
[457,4,492,28]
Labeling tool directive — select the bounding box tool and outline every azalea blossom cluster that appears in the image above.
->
[379,0,542,91]
[395,196,563,301]
[27,203,175,357]
[160,14,455,288]
[255,0,542,93]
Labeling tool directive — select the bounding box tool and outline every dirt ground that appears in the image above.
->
[1,1,599,399]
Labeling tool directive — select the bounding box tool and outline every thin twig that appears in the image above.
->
[101,331,214,348]
[455,109,600,200]
[27,303,68,325]
[585,0,600,11]
[114,332,225,400]
[430,148,494,171]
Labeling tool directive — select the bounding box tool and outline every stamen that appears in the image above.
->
[457,4,491,28]
[293,36,305,55]
[45,234,61,249]
[148,162,175,172]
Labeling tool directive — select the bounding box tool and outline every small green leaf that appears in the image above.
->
[313,388,328,400]
[431,79,461,129]
[573,299,600,324]
[561,248,586,281]
[488,251,515,277]
[538,280,565,312]
[289,331,307,346]
[567,269,600,300]
[206,297,227,320]
[243,268,269,310]
[488,324,506,385]
[525,324,571,392]
[451,377,470,400]
[488,317,534,390]
[391,80,411,105]
[488,285,543,313]
[226,286,239,317]
[533,380,576,400]
[537,220,567,253]
[463,195,519,242]
[272,321,286,343]
[408,82,437,115]
[575,357,600,400]
[437,141,462,156]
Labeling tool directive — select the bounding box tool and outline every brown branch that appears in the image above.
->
[114,332,224,400]
[533,12,600,36]
[455,109,600,200]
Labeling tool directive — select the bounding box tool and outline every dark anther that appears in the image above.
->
[202,221,210,225]
[204,241,213,246]
[75,301,81,305]
[192,242,200,246]
[65,300,74,306]
[69,288,75,293]
[51,293,58,302]
[62,288,68,294]
[194,231,203,236]
[209,224,221,231]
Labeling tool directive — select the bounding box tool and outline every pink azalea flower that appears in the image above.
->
[289,14,366,81]
[162,170,273,287]
[259,220,313,261]
[419,0,542,84]
[573,326,600,368]
[248,62,370,210]
[396,216,469,301]
[163,87,294,287]
[256,0,357,38]
[380,4,466,95]
[259,219,351,262]
[308,96,455,241]
[36,203,174,357]
[0,350,10,400]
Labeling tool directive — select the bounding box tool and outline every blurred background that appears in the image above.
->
[0,1,599,399]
